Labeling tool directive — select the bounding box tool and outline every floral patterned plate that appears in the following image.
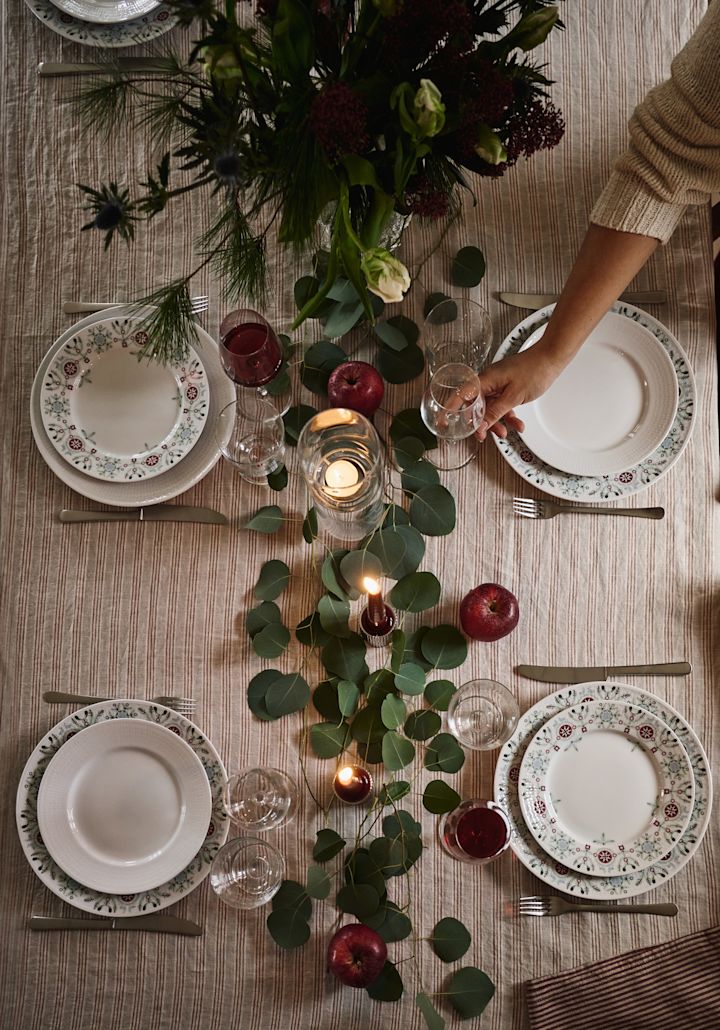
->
[41,318,209,483]
[494,682,712,899]
[16,700,229,916]
[519,700,694,877]
[493,303,696,501]
[23,0,176,47]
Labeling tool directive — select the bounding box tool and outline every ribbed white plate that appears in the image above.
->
[49,0,159,24]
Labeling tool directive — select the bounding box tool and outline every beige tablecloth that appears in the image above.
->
[1,3,718,1028]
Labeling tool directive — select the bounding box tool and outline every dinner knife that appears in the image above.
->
[37,59,178,77]
[58,506,228,525]
[516,661,692,684]
[27,915,202,935]
[498,290,667,310]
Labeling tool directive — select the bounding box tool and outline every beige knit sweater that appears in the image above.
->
[591,0,720,242]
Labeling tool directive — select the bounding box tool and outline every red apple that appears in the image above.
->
[327,923,387,988]
[460,583,520,642]
[327,361,385,417]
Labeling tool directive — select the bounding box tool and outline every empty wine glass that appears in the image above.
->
[219,308,290,414]
[422,297,493,374]
[210,836,285,909]
[447,679,519,751]
[216,396,286,484]
[223,767,298,831]
[420,363,485,441]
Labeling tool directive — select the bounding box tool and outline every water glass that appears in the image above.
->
[223,767,298,831]
[439,800,512,864]
[420,363,485,441]
[423,297,493,374]
[210,836,285,909]
[216,396,286,483]
[447,679,519,751]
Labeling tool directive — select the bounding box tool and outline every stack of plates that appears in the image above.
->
[16,700,229,915]
[494,303,696,502]
[494,681,712,898]
[24,0,177,47]
[30,308,235,506]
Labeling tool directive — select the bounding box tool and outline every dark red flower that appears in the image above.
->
[505,100,565,162]
[310,82,370,163]
[466,60,514,126]
[405,175,450,219]
[383,0,474,71]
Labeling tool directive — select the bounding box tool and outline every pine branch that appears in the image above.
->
[129,280,201,363]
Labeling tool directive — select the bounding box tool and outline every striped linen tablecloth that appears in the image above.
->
[0,2,718,1029]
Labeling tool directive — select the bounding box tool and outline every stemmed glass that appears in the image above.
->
[420,362,485,469]
[422,297,493,374]
[223,767,298,832]
[218,308,289,414]
[216,395,286,483]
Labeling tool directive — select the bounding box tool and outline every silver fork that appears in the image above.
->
[62,296,209,316]
[43,691,197,717]
[513,498,665,520]
[517,896,677,917]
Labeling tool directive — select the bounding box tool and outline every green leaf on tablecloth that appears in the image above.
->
[244,505,283,534]
[336,883,381,918]
[424,292,455,321]
[322,632,368,681]
[252,622,291,659]
[266,908,311,950]
[377,341,425,384]
[403,627,433,672]
[327,277,360,303]
[306,864,331,900]
[294,274,321,310]
[366,901,413,943]
[271,880,312,920]
[425,732,466,774]
[374,315,419,352]
[421,625,468,669]
[383,810,422,839]
[416,992,446,1030]
[313,828,346,863]
[264,672,311,718]
[394,436,426,469]
[394,663,426,696]
[300,339,346,395]
[337,679,360,717]
[339,550,383,592]
[309,720,351,758]
[409,486,456,536]
[430,917,472,962]
[267,464,288,491]
[423,779,461,814]
[382,731,415,771]
[390,630,406,674]
[378,780,411,805]
[401,460,440,496]
[366,526,425,579]
[317,594,352,638]
[370,832,422,879]
[321,549,350,601]
[283,404,317,446]
[366,961,404,1002]
[350,704,387,746]
[312,679,341,720]
[344,848,387,896]
[381,694,406,730]
[296,610,332,648]
[390,408,437,450]
[451,246,486,288]
[254,560,291,601]
[446,967,495,1018]
[246,601,282,638]
[322,300,364,339]
[390,572,441,613]
[424,679,457,711]
[404,709,441,741]
[266,366,292,397]
[246,669,282,722]
[381,504,411,529]
[302,506,318,543]
[364,669,396,705]
[357,740,384,765]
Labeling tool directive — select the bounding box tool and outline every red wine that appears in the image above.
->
[453,805,510,859]
[221,323,282,387]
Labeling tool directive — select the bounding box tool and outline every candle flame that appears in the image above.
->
[362,577,381,595]
[337,766,354,785]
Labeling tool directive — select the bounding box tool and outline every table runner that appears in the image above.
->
[1,3,718,1028]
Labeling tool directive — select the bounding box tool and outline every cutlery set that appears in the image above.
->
[516,897,677,918]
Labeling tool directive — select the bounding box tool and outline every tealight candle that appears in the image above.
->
[323,459,363,499]
[333,764,374,804]
[360,577,395,647]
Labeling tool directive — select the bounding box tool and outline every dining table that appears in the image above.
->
[1,1,718,1028]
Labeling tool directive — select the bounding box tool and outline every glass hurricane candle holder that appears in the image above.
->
[297,408,385,541]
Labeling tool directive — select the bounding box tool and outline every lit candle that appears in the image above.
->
[333,764,374,804]
[362,577,385,627]
[360,577,395,647]
[323,459,363,499]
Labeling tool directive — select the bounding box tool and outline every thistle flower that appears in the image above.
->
[310,82,370,164]
[213,152,246,187]
[79,182,137,249]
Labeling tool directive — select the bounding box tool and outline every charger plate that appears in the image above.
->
[494,681,711,899]
[16,700,228,916]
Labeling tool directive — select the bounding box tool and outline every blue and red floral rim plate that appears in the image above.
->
[24,0,176,46]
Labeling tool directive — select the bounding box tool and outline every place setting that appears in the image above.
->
[25,0,177,48]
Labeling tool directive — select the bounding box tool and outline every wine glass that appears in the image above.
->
[219,308,289,414]
[209,836,285,908]
[422,297,493,374]
[439,800,512,864]
[223,767,298,831]
[447,679,519,751]
[420,363,485,470]
[215,395,286,484]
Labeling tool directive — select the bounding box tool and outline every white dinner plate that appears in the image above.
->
[31,307,235,506]
[519,700,694,877]
[37,719,212,894]
[493,303,696,502]
[16,700,229,916]
[24,0,176,46]
[41,317,209,482]
[494,681,712,899]
[49,0,159,25]
[516,313,678,475]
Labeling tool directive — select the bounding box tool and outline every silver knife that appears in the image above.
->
[38,59,178,77]
[498,290,667,310]
[28,915,202,935]
[516,661,691,684]
[58,506,227,525]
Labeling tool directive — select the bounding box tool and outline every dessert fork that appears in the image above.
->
[43,691,197,716]
[513,498,665,520]
[62,296,209,316]
[516,896,677,917]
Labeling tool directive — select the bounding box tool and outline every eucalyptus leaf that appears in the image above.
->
[380,693,406,730]
[430,917,472,962]
[302,507,318,543]
[447,967,496,1019]
[344,848,386,896]
[390,629,406,673]
[306,864,331,900]
[424,292,455,321]
[312,679,341,720]
[327,277,360,303]
[383,810,422,839]
[403,627,433,672]
[317,594,352,638]
[422,779,461,815]
[339,549,383,591]
[321,550,350,600]
[394,663,426,696]
[309,720,351,758]
[389,572,441,613]
[366,961,403,1002]
[374,314,418,352]
[300,339,346,395]
[264,672,311,718]
[401,459,440,495]
[337,679,360,717]
[336,883,381,918]
[372,902,413,943]
[416,992,446,1030]
[377,341,424,384]
[378,780,411,804]
[244,505,283,534]
[322,300,364,339]
[283,404,318,446]
[322,632,368,681]
[363,668,396,704]
[265,367,291,397]
[247,669,282,722]
[252,622,290,659]
[381,731,415,771]
[296,610,332,648]
[272,880,312,919]
[366,526,425,579]
[390,408,437,450]
[409,485,456,536]
[357,740,384,765]
[404,709,441,741]
[451,246,486,288]
[313,828,346,863]
[424,679,457,711]
[393,436,426,469]
[350,704,387,746]
[246,601,282,638]
[266,908,311,950]
[294,274,320,309]
[381,504,411,528]
[254,559,291,601]
[424,732,466,774]
[421,625,468,669]
[267,464,288,492]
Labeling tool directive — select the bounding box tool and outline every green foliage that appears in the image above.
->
[247,669,281,722]
[380,694,406,730]
[317,594,352,638]
[302,507,318,543]
[306,864,331,900]
[394,436,426,469]
[430,917,471,962]
[244,505,284,534]
[390,409,437,450]
[389,572,441,613]
[313,828,346,863]
[366,961,404,1002]
[310,721,351,758]
[404,709,441,740]
[451,246,486,288]
[381,731,416,771]
[366,526,425,579]
[424,733,466,774]
[322,633,368,681]
[423,780,461,814]
[421,625,468,669]
[446,967,496,1019]
[374,315,419,352]
[252,622,290,659]
[424,679,457,711]
[300,339,346,394]
[401,459,440,495]
[424,292,455,320]
[283,404,318,446]
[267,465,288,491]
[264,672,310,718]
[377,342,425,384]
[246,601,282,638]
[254,560,290,601]
[409,486,456,536]
[416,992,446,1030]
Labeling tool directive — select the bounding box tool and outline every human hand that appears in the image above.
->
[473,349,564,441]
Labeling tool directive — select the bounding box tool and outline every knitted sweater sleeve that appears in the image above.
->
[590,0,720,243]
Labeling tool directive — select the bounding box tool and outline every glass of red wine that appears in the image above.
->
[219,308,288,413]
[439,799,512,864]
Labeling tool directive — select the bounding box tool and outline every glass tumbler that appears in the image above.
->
[439,800,512,864]
[224,767,298,832]
[216,395,286,483]
[420,363,485,441]
[422,297,493,374]
[447,679,519,751]
[210,836,285,909]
